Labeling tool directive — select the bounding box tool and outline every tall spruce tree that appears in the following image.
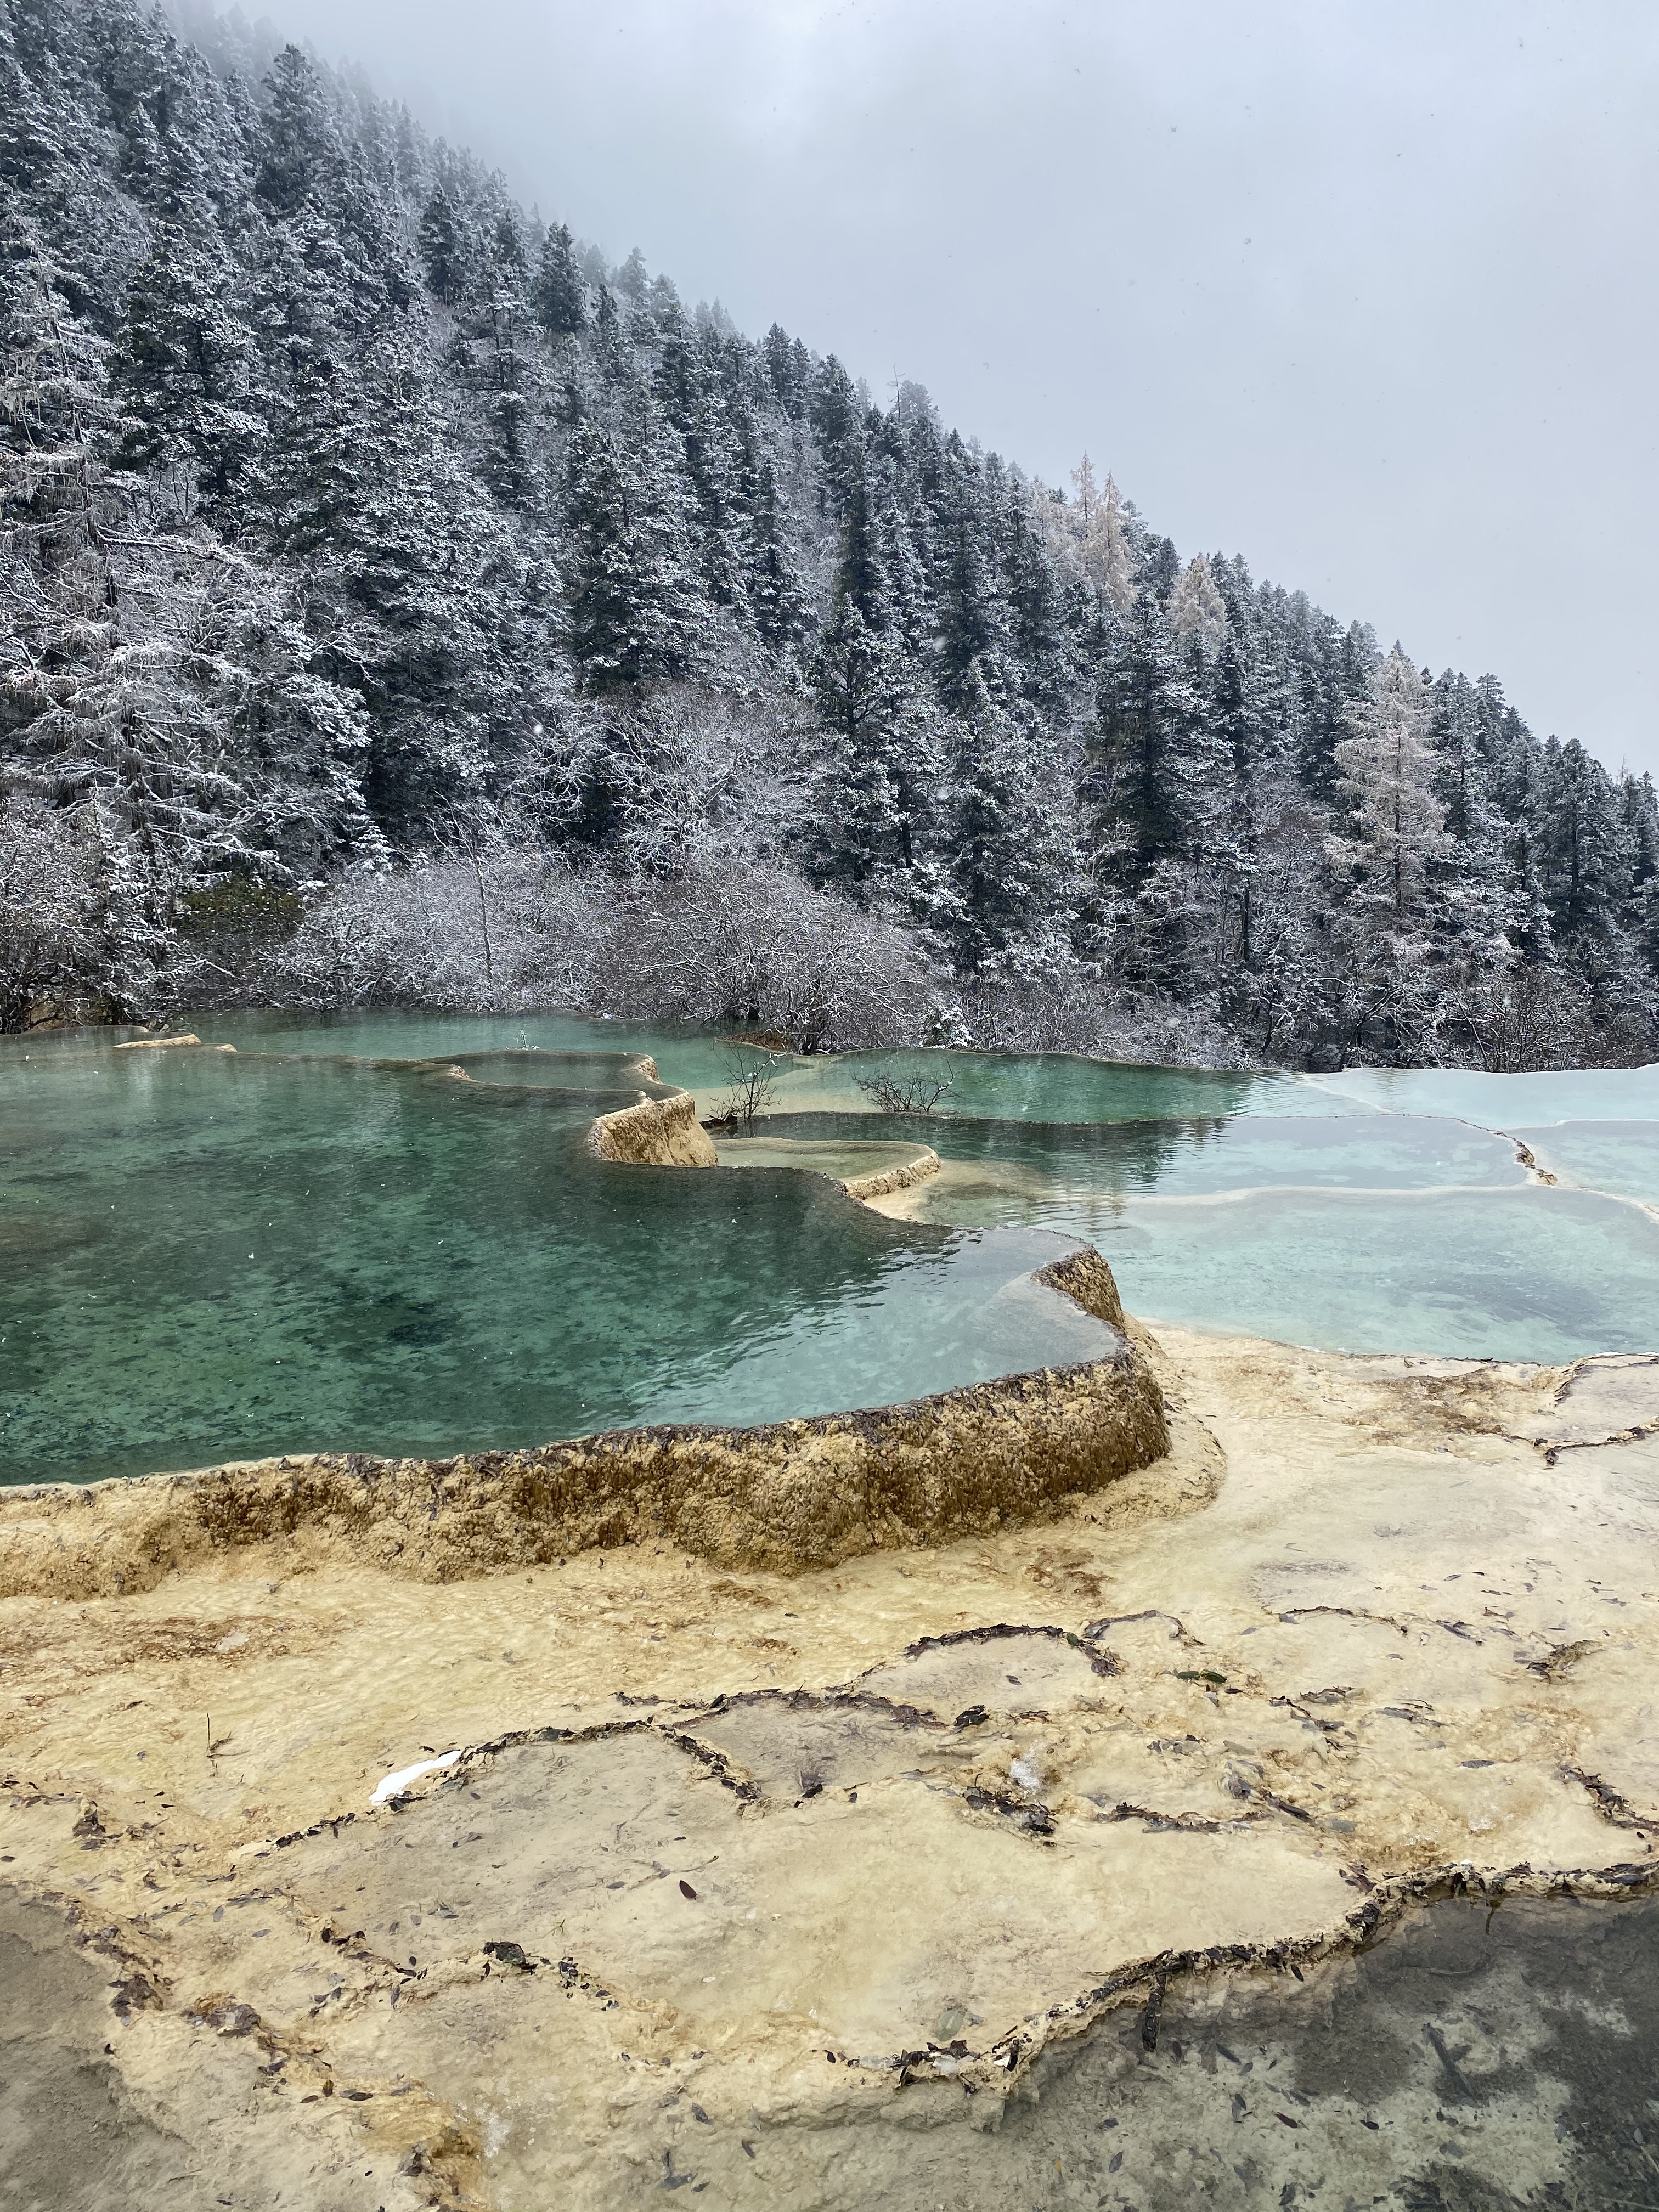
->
[560,385,704,691]
[532,221,587,337]
[1090,588,1205,873]
[935,661,1076,971]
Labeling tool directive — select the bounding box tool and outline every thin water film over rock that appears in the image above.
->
[866,1895,1659,2212]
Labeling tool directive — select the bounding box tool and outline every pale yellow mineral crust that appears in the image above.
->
[585,1088,719,1166]
[2,1329,1656,2211]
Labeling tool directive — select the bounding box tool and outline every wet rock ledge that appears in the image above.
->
[0,1248,1167,1599]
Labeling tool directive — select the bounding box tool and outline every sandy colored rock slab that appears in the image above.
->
[587,1088,719,1166]
[1513,1350,1659,1446]
[1,1324,1655,2207]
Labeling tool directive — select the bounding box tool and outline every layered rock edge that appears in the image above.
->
[2,1330,1657,2210]
[0,1247,1168,1595]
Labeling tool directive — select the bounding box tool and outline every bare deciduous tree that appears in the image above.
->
[0,795,94,1031]
[593,857,927,1052]
[854,1070,953,1114]
[710,1043,783,1128]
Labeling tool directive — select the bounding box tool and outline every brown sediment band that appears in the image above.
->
[0,1252,1165,1598]
[586,1088,719,1166]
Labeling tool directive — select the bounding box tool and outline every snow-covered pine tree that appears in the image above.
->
[1329,646,1451,924]
[933,658,1077,973]
[0,0,1650,1059]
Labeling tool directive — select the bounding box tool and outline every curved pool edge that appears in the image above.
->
[0,1251,1169,1598]
[838,1144,942,1200]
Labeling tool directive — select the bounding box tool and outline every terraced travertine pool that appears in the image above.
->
[3,1009,1656,1485]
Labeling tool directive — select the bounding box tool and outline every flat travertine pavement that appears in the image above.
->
[2,1328,1656,2210]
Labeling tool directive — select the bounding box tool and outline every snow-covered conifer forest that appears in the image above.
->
[3,0,1657,1067]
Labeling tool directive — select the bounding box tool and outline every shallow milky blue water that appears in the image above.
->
[2,1011,1656,1483]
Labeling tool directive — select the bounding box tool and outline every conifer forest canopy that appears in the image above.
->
[2,0,1657,1070]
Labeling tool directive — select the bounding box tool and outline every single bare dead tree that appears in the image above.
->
[710,1042,783,1129]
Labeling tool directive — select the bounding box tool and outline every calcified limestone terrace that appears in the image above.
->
[0,1248,1167,1592]
[2,1331,1657,2208]
[586,1085,720,1169]
[5,1014,1659,2205]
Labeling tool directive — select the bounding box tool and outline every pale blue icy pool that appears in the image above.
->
[1308,1063,1659,1125]
[1093,1186,1659,1362]
[1514,1122,1659,1208]
[2,1012,1655,1483]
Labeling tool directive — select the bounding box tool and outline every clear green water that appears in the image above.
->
[4,1013,1656,1483]
[0,1040,1109,1485]
[188,1013,1368,1122]
[744,1046,1357,1122]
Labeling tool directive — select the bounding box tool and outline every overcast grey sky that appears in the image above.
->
[259,0,1658,777]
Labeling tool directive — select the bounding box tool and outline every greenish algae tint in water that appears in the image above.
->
[0,1037,1110,1486]
[194,1012,1356,1122]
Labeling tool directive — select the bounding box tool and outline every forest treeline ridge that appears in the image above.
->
[1,0,1654,1069]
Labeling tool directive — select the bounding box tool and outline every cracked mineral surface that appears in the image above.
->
[2,1324,1657,2208]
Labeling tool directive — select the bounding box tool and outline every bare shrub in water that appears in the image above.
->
[710,1043,783,1128]
[855,1070,954,1114]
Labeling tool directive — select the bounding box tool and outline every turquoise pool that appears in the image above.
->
[3,1013,1655,1483]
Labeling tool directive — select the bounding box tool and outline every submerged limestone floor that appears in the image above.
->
[2,1327,1657,2209]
